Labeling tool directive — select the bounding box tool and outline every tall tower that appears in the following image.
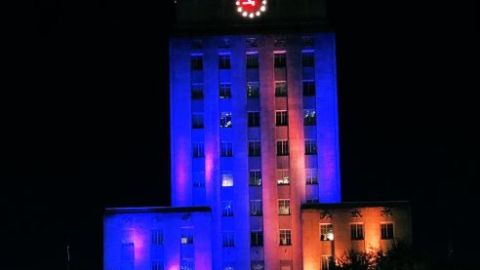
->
[170,2,341,269]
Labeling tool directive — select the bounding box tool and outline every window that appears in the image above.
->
[304,109,316,126]
[246,53,259,68]
[192,113,204,129]
[278,199,290,215]
[351,224,364,240]
[274,53,286,68]
[275,111,288,126]
[247,82,260,98]
[221,142,233,157]
[275,81,288,97]
[249,170,262,186]
[306,168,318,185]
[249,200,263,216]
[276,169,290,185]
[220,83,232,99]
[381,223,394,239]
[305,140,317,155]
[276,140,289,156]
[248,141,261,156]
[193,171,205,187]
[250,231,263,246]
[191,84,204,99]
[223,231,235,247]
[248,112,260,127]
[180,259,194,270]
[321,256,333,270]
[219,54,231,69]
[302,52,314,67]
[222,201,233,216]
[192,142,204,158]
[191,55,203,70]
[320,224,334,241]
[303,81,315,96]
[151,230,163,245]
[220,112,232,128]
[151,261,164,270]
[181,233,193,245]
[251,261,264,270]
[279,229,292,246]
[221,173,233,187]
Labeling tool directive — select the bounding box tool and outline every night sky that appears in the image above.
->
[6,0,476,269]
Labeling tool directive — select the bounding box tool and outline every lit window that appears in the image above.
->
[191,84,203,99]
[302,52,314,67]
[381,223,394,239]
[351,224,364,240]
[306,168,318,185]
[192,113,204,129]
[248,141,261,156]
[249,200,263,216]
[279,229,292,246]
[221,173,233,187]
[220,83,232,99]
[222,201,233,216]
[278,199,291,215]
[247,82,260,98]
[304,109,316,126]
[249,170,262,186]
[181,234,193,245]
[275,81,288,97]
[191,55,203,70]
[274,53,286,68]
[275,111,288,126]
[223,231,235,247]
[276,140,289,156]
[220,112,232,128]
[320,224,334,241]
[151,230,163,245]
[250,231,263,246]
[305,140,317,155]
[219,54,231,69]
[192,142,204,158]
[221,142,233,157]
[276,169,290,185]
[303,81,315,96]
[321,256,333,270]
[246,53,259,68]
[248,112,260,127]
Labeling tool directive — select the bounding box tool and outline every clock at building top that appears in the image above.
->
[236,0,267,19]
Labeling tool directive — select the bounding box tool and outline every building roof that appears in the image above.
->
[301,201,410,210]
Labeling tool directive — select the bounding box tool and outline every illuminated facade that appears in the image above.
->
[104,1,412,270]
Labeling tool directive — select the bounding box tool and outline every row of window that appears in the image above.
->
[190,81,315,100]
[190,52,314,70]
[320,223,395,241]
[221,199,291,217]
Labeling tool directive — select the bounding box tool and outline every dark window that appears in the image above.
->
[151,261,164,270]
[275,111,288,126]
[381,223,394,239]
[223,232,235,247]
[251,231,263,246]
[151,230,163,246]
[249,170,262,186]
[222,201,233,216]
[220,112,232,128]
[306,169,318,185]
[276,140,289,156]
[219,83,232,99]
[219,54,231,69]
[191,84,203,99]
[302,52,314,67]
[221,142,233,157]
[192,113,204,129]
[351,224,364,240]
[305,140,317,155]
[248,112,260,127]
[274,53,286,68]
[193,172,205,187]
[275,81,287,97]
[246,53,259,68]
[191,55,203,70]
[249,200,262,216]
[303,81,315,96]
[192,143,204,158]
[279,229,292,246]
[247,82,260,98]
[304,109,316,126]
[248,141,261,156]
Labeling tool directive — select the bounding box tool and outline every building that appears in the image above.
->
[104,1,412,270]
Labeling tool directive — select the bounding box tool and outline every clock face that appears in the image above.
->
[236,0,268,19]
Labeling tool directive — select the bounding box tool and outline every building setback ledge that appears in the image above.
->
[104,206,211,215]
[301,201,410,210]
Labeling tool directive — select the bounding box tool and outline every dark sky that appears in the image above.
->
[6,0,476,269]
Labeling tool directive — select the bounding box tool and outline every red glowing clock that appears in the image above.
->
[236,0,267,19]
